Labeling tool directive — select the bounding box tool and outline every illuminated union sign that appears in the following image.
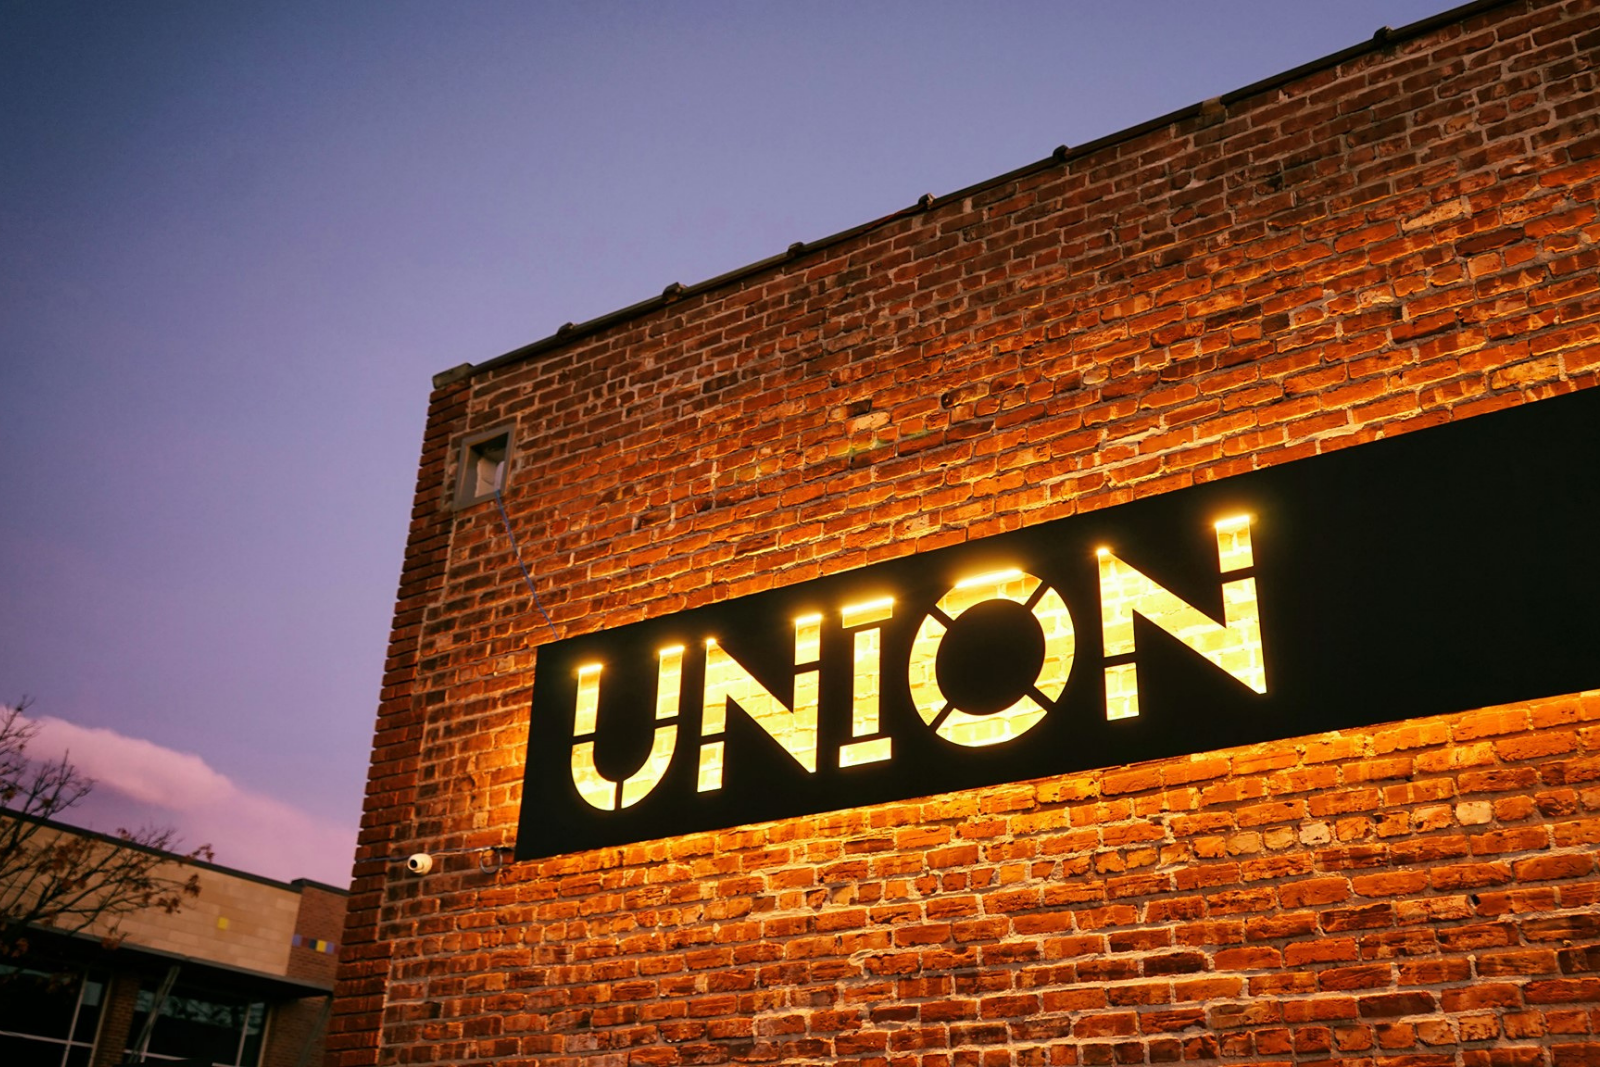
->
[517,386,1600,860]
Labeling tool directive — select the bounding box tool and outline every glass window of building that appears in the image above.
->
[127,983,266,1067]
[0,964,107,1067]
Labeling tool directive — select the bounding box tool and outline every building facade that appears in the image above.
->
[1,817,346,1067]
[333,1,1600,1063]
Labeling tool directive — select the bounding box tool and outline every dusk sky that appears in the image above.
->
[2,0,1461,887]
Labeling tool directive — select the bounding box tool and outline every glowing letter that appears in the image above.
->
[569,649,682,811]
[1097,514,1267,721]
[839,597,895,767]
[907,569,1075,747]
[697,618,820,791]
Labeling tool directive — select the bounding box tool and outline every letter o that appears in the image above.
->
[906,570,1074,747]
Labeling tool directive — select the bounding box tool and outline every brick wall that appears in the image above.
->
[91,972,141,1067]
[266,881,348,1067]
[289,881,350,986]
[268,997,335,1067]
[331,1,1600,1063]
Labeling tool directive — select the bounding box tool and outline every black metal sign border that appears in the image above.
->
[517,387,1600,860]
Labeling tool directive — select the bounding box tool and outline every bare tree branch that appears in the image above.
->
[1,699,212,963]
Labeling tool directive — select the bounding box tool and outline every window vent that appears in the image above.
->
[454,427,513,508]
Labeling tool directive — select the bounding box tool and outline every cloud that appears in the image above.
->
[10,710,357,887]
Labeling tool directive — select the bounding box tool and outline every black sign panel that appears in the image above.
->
[517,387,1600,860]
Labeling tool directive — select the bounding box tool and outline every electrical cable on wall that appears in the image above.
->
[494,486,559,640]
[380,846,514,875]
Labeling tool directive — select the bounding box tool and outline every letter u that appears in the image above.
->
[569,646,683,810]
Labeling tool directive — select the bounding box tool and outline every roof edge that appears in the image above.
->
[444,0,1514,386]
[24,925,336,997]
[0,808,350,896]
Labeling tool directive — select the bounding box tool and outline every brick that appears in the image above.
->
[1319,965,1391,991]
[1279,877,1352,907]
[1559,947,1600,974]
[1523,915,1600,942]
[1321,904,1395,932]
[1551,1045,1600,1067]
[1477,948,1562,977]
[1442,983,1522,1012]
[1513,854,1596,881]
[1209,1001,1281,1029]
[1525,979,1600,1005]
[1358,992,1438,1017]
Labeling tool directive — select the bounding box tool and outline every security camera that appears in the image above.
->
[406,853,434,875]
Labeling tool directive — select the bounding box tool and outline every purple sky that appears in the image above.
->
[1,0,1460,886]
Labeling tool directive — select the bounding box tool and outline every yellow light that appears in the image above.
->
[907,570,1072,748]
[1095,547,1110,558]
[702,638,819,776]
[576,662,603,676]
[793,613,823,626]
[955,568,1022,589]
[704,637,718,648]
[839,736,893,768]
[841,596,894,620]
[658,645,685,657]
[1096,524,1267,722]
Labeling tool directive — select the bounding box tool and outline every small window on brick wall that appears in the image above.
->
[454,426,513,508]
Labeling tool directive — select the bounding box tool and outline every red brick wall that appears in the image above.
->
[289,881,349,987]
[267,882,347,1067]
[267,997,334,1067]
[92,972,140,1067]
[331,1,1600,1063]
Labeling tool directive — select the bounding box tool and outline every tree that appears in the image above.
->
[0,699,212,963]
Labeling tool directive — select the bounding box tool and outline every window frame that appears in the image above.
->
[452,424,515,509]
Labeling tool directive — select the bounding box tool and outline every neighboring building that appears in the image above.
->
[333,1,1600,1065]
[1,815,346,1067]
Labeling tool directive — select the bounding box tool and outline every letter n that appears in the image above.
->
[1097,515,1266,721]
[697,618,820,791]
